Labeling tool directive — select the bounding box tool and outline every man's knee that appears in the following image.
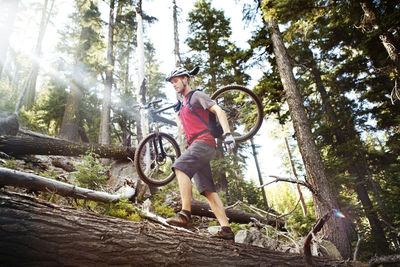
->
[205,191,218,202]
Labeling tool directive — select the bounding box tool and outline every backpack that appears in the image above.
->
[186,90,223,139]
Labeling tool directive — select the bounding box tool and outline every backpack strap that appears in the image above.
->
[185,90,211,145]
[187,129,209,146]
[186,90,210,129]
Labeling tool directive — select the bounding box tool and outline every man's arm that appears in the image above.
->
[209,104,230,135]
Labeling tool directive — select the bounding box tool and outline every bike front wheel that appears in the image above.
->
[134,132,181,187]
[211,84,263,143]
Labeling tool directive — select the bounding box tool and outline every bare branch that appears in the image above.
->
[368,254,400,267]
[303,210,333,266]
[0,167,135,203]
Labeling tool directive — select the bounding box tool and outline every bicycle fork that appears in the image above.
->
[153,127,166,162]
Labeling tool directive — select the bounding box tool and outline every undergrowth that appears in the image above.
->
[74,152,109,190]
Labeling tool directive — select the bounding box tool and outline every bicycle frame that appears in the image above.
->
[150,104,177,127]
[141,101,178,164]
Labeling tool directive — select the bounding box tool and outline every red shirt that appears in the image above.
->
[180,91,216,147]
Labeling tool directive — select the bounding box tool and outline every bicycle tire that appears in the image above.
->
[211,84,263,143]
[134,132,181,187]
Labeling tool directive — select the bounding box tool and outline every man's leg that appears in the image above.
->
[204,191,234,240]
[166,168,192,227]
[175,169,192,212]
[204,191,229,227]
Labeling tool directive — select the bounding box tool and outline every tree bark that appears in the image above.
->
[99,0,115,145]
[135,0,146,143]
[0,190,362,267]
[265,18,352,258]
[0,111,19,136]
[0,135,135,160]
[172,0,183,67]
[58,62,84,142]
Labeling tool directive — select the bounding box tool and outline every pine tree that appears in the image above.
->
[58,0,104,142]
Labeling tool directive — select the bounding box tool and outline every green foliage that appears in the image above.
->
[106,198,142,222]
[40,167,60,180]
[74,152,109,190]
[72,198,141,222]
[18,107,49,134]
[151,193,176,218]
[266,183,315,237]
[1,159,17,170]
[186,0,248,92]
[229,222,249,235]
[0,79,17,112]
[31,78,68,135]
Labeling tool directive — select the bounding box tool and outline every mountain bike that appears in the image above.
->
[211,84,263,143]
[134,84,263,187]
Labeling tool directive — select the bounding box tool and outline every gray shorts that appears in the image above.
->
[172,141,216,195]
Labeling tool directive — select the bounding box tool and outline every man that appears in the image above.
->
[165,67,236,240]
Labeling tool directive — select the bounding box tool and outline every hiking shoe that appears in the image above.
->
[212,226,235,240]
[166,210,191,228]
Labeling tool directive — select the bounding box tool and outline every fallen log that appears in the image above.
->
[0,167,283,227]
[0,190,364,267]
[0,135,134,160]
[191,199,285,229]
[0,167,135,202]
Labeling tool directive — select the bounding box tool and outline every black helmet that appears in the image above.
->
[166,66,199,82]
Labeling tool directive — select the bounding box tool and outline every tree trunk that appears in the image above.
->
[0,0,19,76]
[0,135,135,160]
[99,0,115,145]
[171,0,187,153]
[22,0,54,111]
[172,0,183,67]
[250,138,269,210]
[0,190,360,267]
[59,2,98,142]
[0,111,19,136]
[307,51,390,255]
[265,18,352,258]
[135,0,146,143]
[58,62,84,142]
[281,126,307,216]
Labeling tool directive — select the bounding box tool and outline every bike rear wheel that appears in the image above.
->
[134,132,181,186]
[211,85,263,143]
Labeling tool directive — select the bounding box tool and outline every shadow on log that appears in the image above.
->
[0,190,364,267]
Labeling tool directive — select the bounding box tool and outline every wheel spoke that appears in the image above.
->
[134,133,181,187]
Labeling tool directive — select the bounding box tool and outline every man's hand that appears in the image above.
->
[173,100,182,113]
[223,133,235,153]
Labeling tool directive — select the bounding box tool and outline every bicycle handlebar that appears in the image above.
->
[133,99,163,110]
[133,99,176,115]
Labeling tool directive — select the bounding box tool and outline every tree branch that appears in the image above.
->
[0,167,135,202]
